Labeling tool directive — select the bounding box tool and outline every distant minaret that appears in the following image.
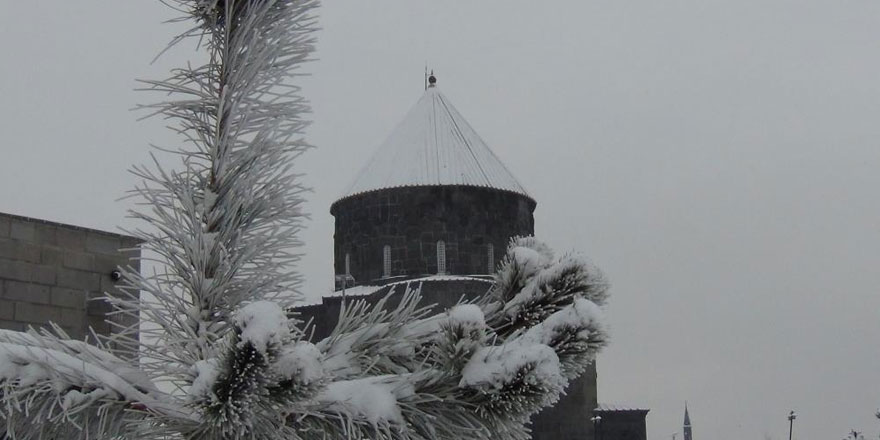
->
[683,404,693,440]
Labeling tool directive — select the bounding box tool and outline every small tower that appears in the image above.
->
[683,404,693,440]
[315,75,602,440]
[330,75,536,285]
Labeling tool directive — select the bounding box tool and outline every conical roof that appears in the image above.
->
[337,85,532,202]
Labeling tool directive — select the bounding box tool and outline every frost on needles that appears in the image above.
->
[0,1,610,439]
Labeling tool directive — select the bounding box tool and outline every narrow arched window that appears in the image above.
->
[383,245,392,278]
[436,240,446,275]
[344,252,351,276]
[487,243,494,274]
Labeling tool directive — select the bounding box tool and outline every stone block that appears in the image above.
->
[87,315,111,335]
[34,224,58,246]
[32,264,56,285]
[57,309,84,328]
[100,276,123,295]
[0,216,10,238]
[40,247,64,265]
[0,259,33,282]
[0,299,13,320]
[94,253,125,273]
[51,287,87,309]
[63,251,95,271]
[85,233,121,255]
[3,280,51,304]
[14,302,60,324]
[9,220,35,242]
[56,228,86,250]
[0,320,25,332]
[120,237,143,248]
[57,268,100,291]
[87,297,113,316]
[0,238,41,263]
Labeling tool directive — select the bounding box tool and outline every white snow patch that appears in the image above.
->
[203,188,219,210]
[0,330,159,394]
[447,304,485,329]
[460,341,563,391]
[318,376,413,425]
[324,284,383,299]
[511,246,550,275]
[62,388,112,410]
[504,255,589,318]
[234,301,290,353]
[189,359,220,400]
[521,298,604,346]
[511,237,554,261]
[0,342,193,420]
[324,275,492,299]
[273,341,324,385]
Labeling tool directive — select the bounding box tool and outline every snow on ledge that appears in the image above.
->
[324,275,494,299]
[595,403,651,412]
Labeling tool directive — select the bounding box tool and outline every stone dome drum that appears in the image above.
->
[331,83,536,285]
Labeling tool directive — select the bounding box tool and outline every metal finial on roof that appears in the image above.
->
[428,70,437,87]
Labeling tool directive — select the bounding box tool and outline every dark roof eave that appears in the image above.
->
[330,184,537,215]
[0,211,144,243]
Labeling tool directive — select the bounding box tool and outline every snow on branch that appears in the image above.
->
[317,286,434,378]
[483,236,609,338]
[520,298,608,378]
[124,0,320,376]
[0,330,192,440]
[317,376,414,426]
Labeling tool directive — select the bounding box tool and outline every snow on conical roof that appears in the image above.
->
[338,84,532,202]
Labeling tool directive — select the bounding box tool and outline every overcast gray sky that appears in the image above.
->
[2,1,880,439]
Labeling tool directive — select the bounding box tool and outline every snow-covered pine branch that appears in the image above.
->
[0,329,193,440]
[482,236,610,338]
[122,0,319,381]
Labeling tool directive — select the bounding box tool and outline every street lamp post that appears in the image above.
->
[788,411,797,440]
[591,415,602,440]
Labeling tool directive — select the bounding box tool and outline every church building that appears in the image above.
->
[297,75,647,440]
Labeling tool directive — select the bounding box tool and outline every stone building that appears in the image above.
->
[593,404,651,440]
[0,212,139,343]
[299,76,647,439]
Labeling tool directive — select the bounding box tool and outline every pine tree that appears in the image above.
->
[0,2,610,439]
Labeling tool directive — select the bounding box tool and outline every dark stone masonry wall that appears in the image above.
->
[530,369,599,440]
[331,185,536,284]
[592,408,650,440]
[0,212,140,341]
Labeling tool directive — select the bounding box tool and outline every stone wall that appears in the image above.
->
[0,212,140,342]
[330,185,536,284]
[592,407,650,440]
[530,366,599,440]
